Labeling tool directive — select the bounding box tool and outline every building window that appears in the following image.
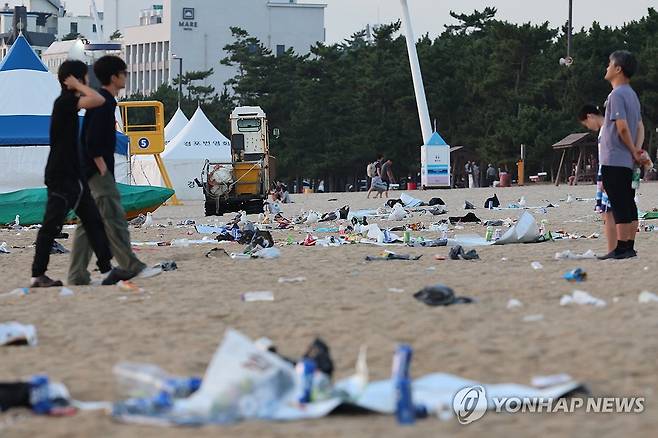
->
[70,22,78,34]
[92,24,97,33]
[276,44,285,56]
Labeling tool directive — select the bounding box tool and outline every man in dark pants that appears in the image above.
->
[30,61,113,287]
[68,55,161,285]
[598,50,645,259]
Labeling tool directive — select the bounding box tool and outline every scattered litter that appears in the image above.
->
[428,197,445,206]
[117,281,144,293]
[365,251,422,261]
[408,238,447,248]
[0,322,37,346]
[523,314,544,322]
[242,291,274,302]
[554,250,597,260]
[532,374,573,388]
[59,287,74,297]
[464,200,475,210]
[388,203,408,221]
[563,268,586,282]
[400,193,424,208]
[195,225,228,234]
[0,242,10,253]
[484,195,500,209]
[0,287,29,298]
[560,290,606,307]
[205,248,229,258]
[638,291,658,304]
[413,284,473,306]
[388,288,405,293]
[177,219,196,226]
[448,212,481,224]
[507,299,523,309]
[448,245,479,260]
[251,247,281,259]
[278,277,306,284]
[158,261,178,271]
[531,261,543,270]
[50,241,69,254]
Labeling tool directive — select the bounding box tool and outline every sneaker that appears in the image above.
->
[136,266,162,279]
[101,268,136,286]
[30,275,63,288]
[614,249,637,259]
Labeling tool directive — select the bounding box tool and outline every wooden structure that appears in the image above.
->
[553,132,597,186]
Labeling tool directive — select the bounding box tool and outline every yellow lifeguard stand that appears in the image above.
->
[118,101,181,205]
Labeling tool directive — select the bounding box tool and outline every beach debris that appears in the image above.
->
[413,284,473,306]
[408,238,447,248]
[278,276,306,284]
[50,241,69,254]
[448,245,479,260]
[638,291,658,304]
[388,203,408,221]
[554,249,597,260]
[0,322,37,346]
[518,196,527,207]
[464,200,476,210]
[157,261,178,271]
[251,247,281,259]
[365,251,422,261]
[523,314,544,322]
[0,287,30,298]
[560,290,606,307]
[205,248,229,258]
[484,194,500,209]
[113,362,201,399]
[531,261,543,270]
[0,241,10,254]
[388,288,405,293]
[563,268,587,282]
[59,287,74,297]
[242,291,274,302]
[531,374,573,388]
[117,281,144,293]
[449,212,481,224]
[507,299,523,309]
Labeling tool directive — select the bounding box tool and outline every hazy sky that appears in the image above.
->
[64,0,656,43]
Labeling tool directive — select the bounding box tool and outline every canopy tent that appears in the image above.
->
[164,107,189,143]
[131,107,231,201]
[0,34,129,193]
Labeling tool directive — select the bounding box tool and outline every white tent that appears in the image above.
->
[164,107,189,143]
[131,107,231,200]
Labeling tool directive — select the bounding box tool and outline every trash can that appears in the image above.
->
[407,182,417,190]
[499,172,511,187]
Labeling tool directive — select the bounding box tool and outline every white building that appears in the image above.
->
[115,0,326,96]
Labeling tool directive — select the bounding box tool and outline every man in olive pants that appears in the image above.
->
[68,55,160,285]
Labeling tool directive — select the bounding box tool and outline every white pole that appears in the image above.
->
[400,0,432,143]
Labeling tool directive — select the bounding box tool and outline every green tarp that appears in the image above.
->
[0,184,174,226]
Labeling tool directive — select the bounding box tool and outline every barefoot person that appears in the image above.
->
[597,50,645,259]
[30,61,114,287]
[578,104,617,254]
[68,56,161,285]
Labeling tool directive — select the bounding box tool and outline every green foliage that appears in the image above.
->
[124,8,658,186]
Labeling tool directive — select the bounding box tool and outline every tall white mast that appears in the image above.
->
[400,0,432,143]
[90,0,104,43]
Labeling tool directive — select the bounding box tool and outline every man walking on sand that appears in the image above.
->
[597,50,645,260]
[30,61,117,287]
[68,56,161,285]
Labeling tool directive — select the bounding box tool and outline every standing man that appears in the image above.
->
[472,162,480,188]
[486,164,496,187]
[30,61,114,287]
[68,56,161,285]
[464,161,472,188]
[598,50,644,259]
[381,159,395,198]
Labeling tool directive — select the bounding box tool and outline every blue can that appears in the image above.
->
[392,345,415,425]
[296,358,316,403]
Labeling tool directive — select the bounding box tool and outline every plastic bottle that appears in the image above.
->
[241,291,274,302]
[296,358,316,403]
[485,226,494,242]
[1,287,30,298]
[392,344,415,425]
[113,362,201,399]
[632,167,641,190]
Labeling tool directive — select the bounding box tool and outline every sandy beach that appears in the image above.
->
[1,182,657,438]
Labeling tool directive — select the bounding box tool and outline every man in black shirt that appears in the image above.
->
[30,61,113,287]
[68,56,161,285]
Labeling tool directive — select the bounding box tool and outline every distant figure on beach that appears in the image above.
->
[472,162,480,188]
[568,161,577,185]
[366,154,384,198]
[380,159,395,198]
[464,161,473,188]
[486,164,496,187]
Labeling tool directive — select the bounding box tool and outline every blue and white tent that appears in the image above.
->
[0,35,129,193]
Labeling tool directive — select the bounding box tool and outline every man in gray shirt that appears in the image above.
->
[598,50,645,259]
